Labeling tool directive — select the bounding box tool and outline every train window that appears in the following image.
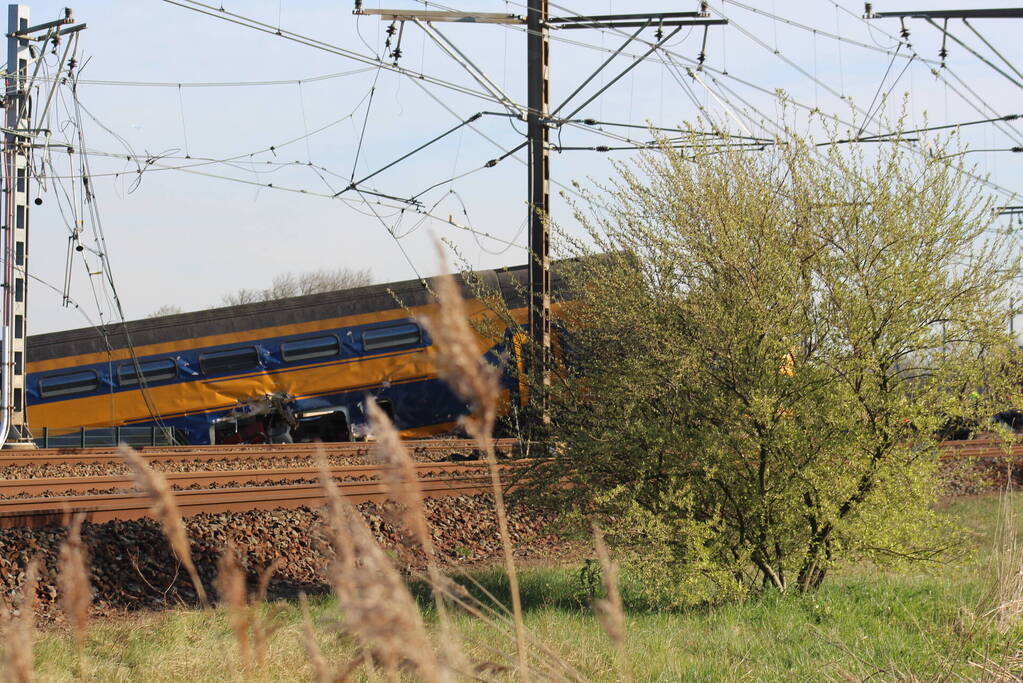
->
[118,358,177,386]
[199,346,260,376]
[39,369,100,398]
[281,335,340,362]
[362,322,421,352]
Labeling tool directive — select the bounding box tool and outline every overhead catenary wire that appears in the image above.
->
[52,145,524,250]
[350,64,383,182]
[528,0,1023,170]
[65,63,176,437]
[138,0,1023,239]
[0,65,380,88]
[961,18,1023,83]
[96,3,1023,202]
[161,0,514,109]
[160,0,1023,184]
[856,48,916,139]
[820,1,1023,146]
[848,114,1022,143]
[414,0,1021,156]
[922,17,1023,91]
[41,0,1023,312]
[722,0,940,65]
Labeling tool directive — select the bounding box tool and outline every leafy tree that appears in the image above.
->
[221,267,373,306]
[532,129,1023,606]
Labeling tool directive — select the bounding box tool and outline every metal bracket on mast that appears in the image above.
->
[355,9,525,25]
[413,20,523,117]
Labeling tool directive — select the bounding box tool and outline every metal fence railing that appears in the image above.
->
[35,426,181,448]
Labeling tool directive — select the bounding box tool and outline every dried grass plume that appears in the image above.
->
[3,558,39,683]
[58,514,91,677]
[419,247,500,442]
[592,523,630,681]
[421,244,528,680]
[316,448,442,682]
[217,542,251,667]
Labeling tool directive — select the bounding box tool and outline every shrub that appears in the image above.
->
[536,127,1023,606]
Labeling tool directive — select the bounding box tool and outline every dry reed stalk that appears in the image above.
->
[299,593,333,683]
[57,514,91,679]
[439,578,585,683]
[592,523,630,682]
[218,542,284,670]
[3,559,39,683]
[983,469,1023,631]
[252,559,285,668]
[118,446,208,606]
[216,541,251,667]
[367,400,468,676]
[420,251,529,680]
[316,449,442,682]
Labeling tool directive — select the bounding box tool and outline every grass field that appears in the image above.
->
[23,493,1023,682]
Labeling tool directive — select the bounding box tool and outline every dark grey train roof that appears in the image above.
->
[27,264,537,363]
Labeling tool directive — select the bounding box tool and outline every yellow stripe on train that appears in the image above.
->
[28,346,436,432]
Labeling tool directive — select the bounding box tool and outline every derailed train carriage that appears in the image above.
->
[25,265,536,446]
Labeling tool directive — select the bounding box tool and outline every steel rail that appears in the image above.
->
[0,461,498,498]
[940,442,1023,457]
[0,473,507,529]
[0,438,517,466]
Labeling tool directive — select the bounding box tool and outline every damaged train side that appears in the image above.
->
[24,266,530,445]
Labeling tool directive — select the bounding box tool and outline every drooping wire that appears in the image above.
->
[68,61,175,438]
[835,4,845,97]
[177,84,190,158]
[297,81,313,163]
[350,65,382,182]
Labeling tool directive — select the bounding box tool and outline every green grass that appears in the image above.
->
[24,494,1023,681]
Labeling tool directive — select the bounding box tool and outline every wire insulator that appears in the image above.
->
[939,19,949,66]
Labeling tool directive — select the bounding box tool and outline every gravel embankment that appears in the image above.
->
[940,456,1023,496]
[0,494,564,619]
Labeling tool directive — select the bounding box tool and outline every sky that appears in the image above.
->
[13,0,1023,334]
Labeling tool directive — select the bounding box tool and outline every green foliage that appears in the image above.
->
[535,127,1023,605]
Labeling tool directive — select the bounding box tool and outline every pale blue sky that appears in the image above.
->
[17,1,1023,333]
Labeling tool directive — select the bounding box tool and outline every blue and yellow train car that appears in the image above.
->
[25,265,532,445]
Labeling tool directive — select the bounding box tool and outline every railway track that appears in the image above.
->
[0,439,519,529]
[0,438,518,466]
[940,438,1023,458]
[0,437,1007,530]
[0,473,499,529]
[0,460,495,498]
